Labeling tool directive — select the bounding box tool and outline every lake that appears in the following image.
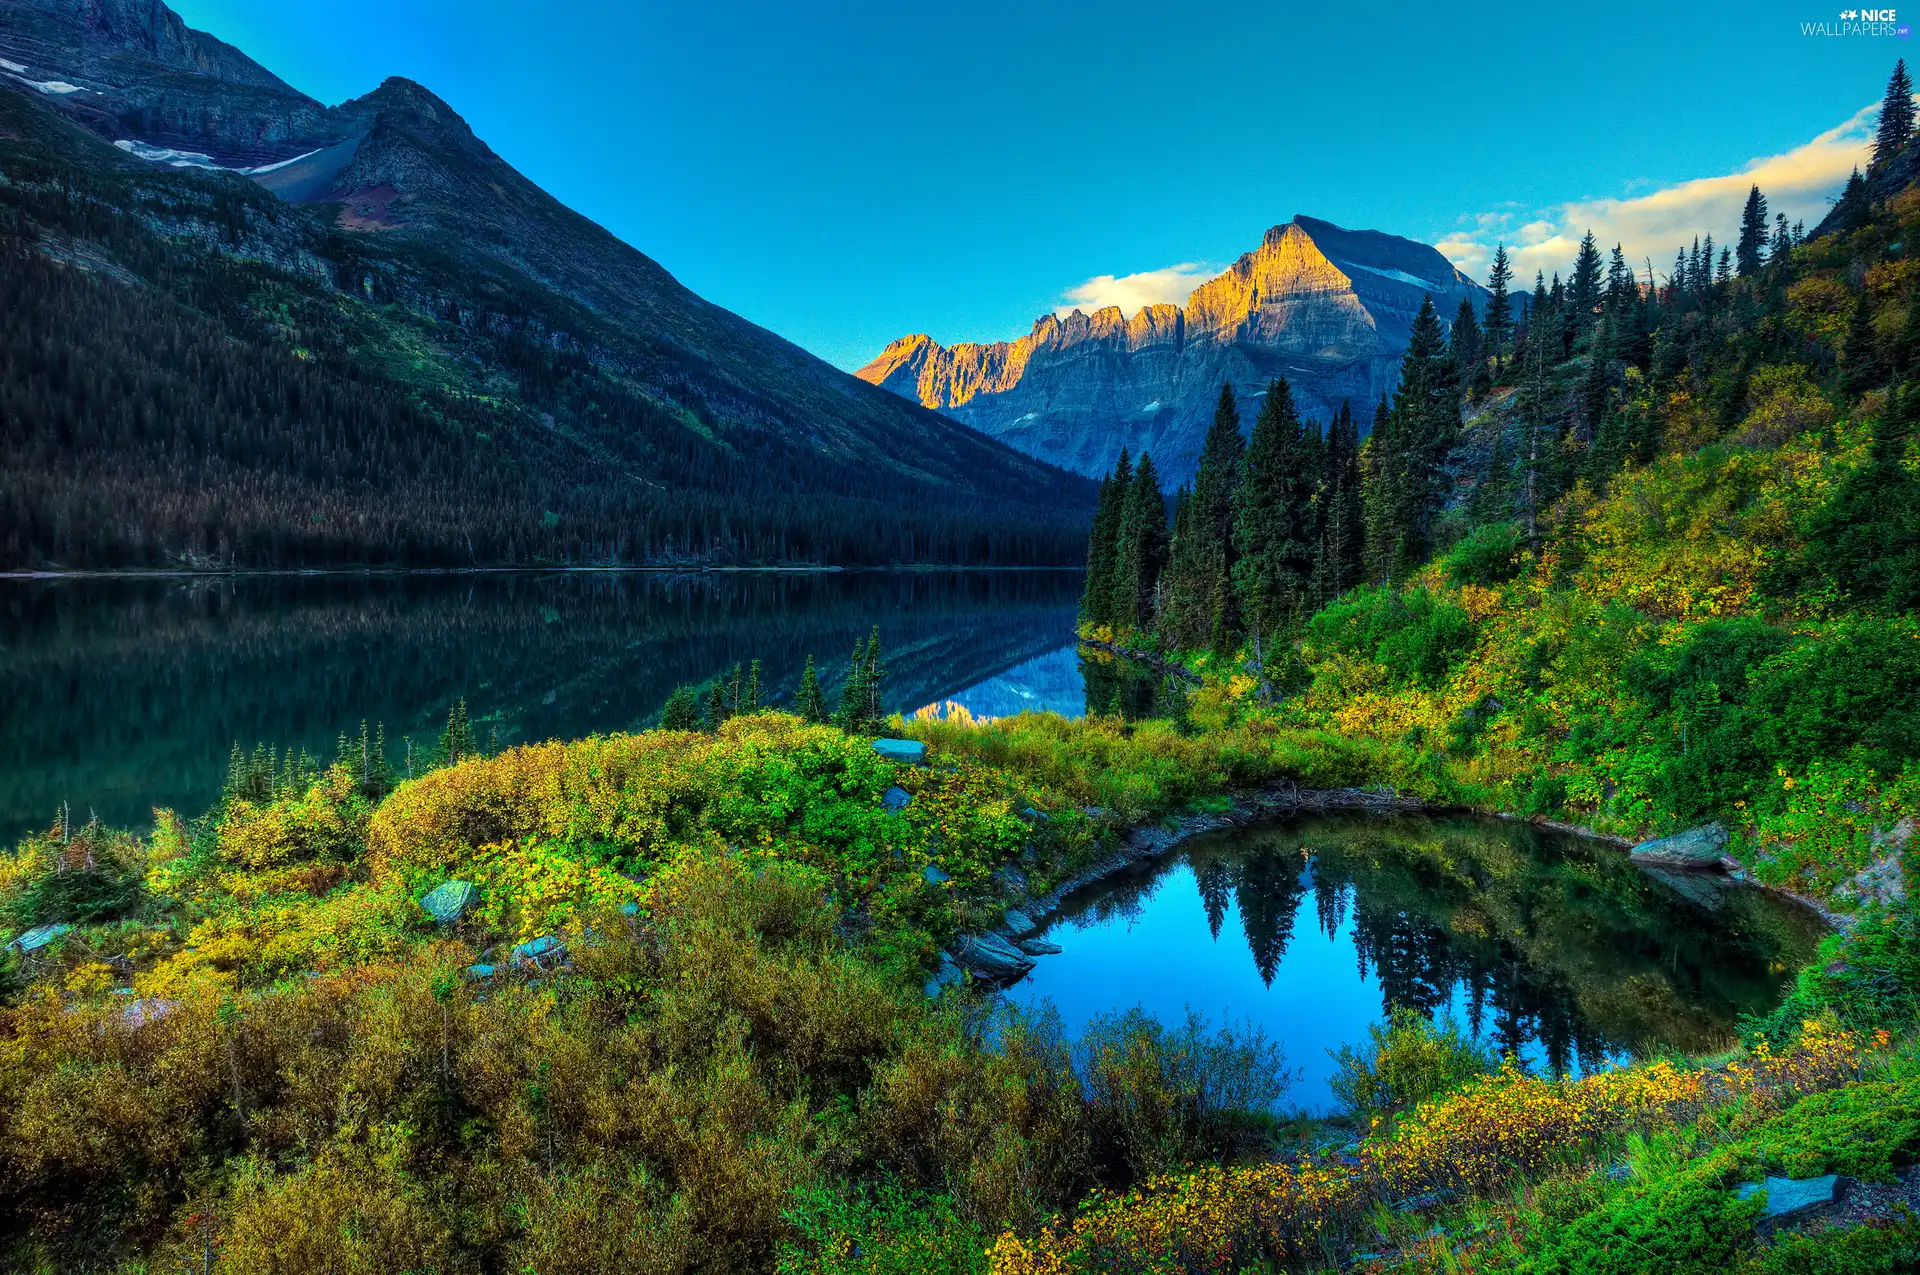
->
[1006,813,1826,1113]
[0,569,1093,842]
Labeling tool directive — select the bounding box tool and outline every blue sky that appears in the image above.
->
[172,0,1905,369]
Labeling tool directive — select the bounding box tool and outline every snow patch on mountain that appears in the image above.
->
[1342,261,1444,291]
[115,139,321,175]
[0,59,27,74]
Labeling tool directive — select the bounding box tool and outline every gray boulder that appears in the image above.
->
[1630,822,1731,870]
[921,864,951,885]
[419,880,477,925]
[1002,908,1036,935]
[953,932,1036,983]
[872,739,927,766]
[1735,1174,1848,1234]
[1018,937,1063,956]
[882,785,913,813]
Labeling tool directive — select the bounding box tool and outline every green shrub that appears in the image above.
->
[1444,521,1529,586]
[1307,586,1478,690]
[1521,1149,1762,1275]
[1327,1008,1497,1125]
[1735,1218,1920,1275]
[776,1181,986,1275]
[1747,1074,1920,1182]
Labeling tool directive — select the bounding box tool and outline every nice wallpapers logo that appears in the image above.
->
[1804,8,1911,34]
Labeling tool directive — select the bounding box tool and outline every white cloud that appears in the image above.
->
[1439,103,1876,285]
[1054,262,1219,319]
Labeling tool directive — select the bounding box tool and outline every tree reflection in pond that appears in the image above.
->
[1008,814,1825,1111]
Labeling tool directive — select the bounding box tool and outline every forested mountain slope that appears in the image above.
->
[0,1,1093,568]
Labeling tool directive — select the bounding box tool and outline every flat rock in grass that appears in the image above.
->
[921,864,951,885]
[882,785,912,813]
[1002,908,1036,935]
[466,963,496,980]
[871,738,927,766]
[1735,1174,1848,1234]
[9,922,71,953]
[1018,937,1063,956]
[1629,822,1731,871]
[953,931,1035,984]
[419,880,477,925]
[510,935,566,966]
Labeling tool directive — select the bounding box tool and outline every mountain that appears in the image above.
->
[0,0,1094,569]
[856,217,1489,485]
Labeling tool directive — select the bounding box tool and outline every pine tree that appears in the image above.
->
[1736,185,1769,278]
[725,662,745,715]
[705,680,730,731]
[1835,168,1871,233]
[1875,58,1916,169]
[794,654,826,723]
[1079,450,1131,629]
[1449,298,1483,400]
[832,629,887,733]
[1569,232,1604,328]
[660,685,701,730]
[1234,379,1315,638]
[438,699,474,766]
[1159,383,1246,651]
[1484,245,1514,366]
[1109,455,1169,632]
[1842,290,1884,399]
[745,660,762,713]
[1363,298,1457,580]
[1315,400,1365,602]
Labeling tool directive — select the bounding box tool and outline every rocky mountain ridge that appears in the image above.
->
[858,216,1489,484]
[0,0,1094,567]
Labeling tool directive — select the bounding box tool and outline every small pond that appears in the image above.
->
[1005,814,1828,1113]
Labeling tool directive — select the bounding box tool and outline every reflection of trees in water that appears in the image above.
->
[1177,816,1824,1072]
[0,570,1080,839]
[1078,650,1182,722]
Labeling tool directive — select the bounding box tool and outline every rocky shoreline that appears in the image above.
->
[929,780,1848,995]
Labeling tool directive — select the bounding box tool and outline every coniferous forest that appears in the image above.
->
[0,91,1092,570]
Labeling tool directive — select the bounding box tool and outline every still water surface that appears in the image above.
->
[1008,815,1825,1112]
[0,569,1102,841]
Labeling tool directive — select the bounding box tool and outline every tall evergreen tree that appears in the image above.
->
[1233,379,1314,638]
[1835,168,1871,233]
[832,629,887,733]
[660,685,701,730]
[1110,455,1169,632]
[1449,298,1483,400]
[438,699,474,766]
[1569,232,1604,328]
[1079,450,1131,628]
[1311,401,1365,606]
[1159,383,1246,650]
[1875,58,1916,168]
[1737,185,1770,278]
[1484,245,1514,366]
[794,654,826,723]
[1363,298,1457,579]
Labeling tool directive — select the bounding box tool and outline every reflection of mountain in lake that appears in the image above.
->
[919,646,1087,721]
[0,570,1080,840]
[1018,815,1824,1104]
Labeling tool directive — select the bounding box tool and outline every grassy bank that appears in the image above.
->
[0,699,1915,1273]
